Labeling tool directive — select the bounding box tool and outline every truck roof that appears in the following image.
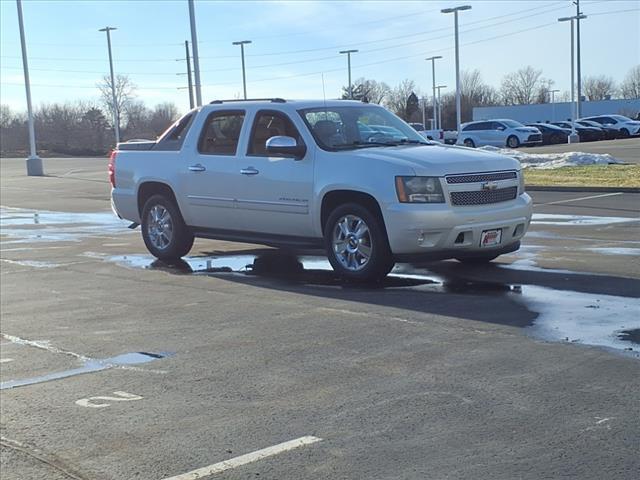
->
[201,98,372,111]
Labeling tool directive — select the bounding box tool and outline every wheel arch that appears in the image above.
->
[320,189,388,240]
[137,181,179,217]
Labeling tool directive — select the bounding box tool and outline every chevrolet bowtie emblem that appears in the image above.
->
[482,181,498,191]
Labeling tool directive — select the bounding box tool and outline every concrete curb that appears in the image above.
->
[526,185,640,193]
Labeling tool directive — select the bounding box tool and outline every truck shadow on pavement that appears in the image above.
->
[121,250,639,347]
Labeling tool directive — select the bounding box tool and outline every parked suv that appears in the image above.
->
[110,99,532,281]
[579,115,640,138]
[456,119,542,148]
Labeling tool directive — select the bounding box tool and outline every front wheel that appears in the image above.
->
[141,194,194,260]
[506,135,520,148]
[619,128,630,138]
[324,203,394,281]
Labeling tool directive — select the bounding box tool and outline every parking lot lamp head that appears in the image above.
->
[441,5,472,135]
[339,49,359,99]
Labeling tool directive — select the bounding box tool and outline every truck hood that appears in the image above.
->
[347,143,521,176]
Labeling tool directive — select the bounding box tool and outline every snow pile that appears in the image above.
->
[478,145,623,169]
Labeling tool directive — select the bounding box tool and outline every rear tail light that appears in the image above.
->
[108,150,117,188]
[439,131,444,140]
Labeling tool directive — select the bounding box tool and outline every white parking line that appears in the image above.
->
[541,192,624,205]
[160,436,322,480]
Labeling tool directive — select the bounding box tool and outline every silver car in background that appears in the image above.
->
[457,119,542,148]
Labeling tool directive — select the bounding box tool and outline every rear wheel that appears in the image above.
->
[324,203,394,281]
[506,135,520,148]
[551,133,564,144]
[463,138,475,148]
[141,194,194,260]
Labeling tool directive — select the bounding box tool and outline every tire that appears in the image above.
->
[324,203,394,281]
[141,194,194,260]
[620,128,630,138]
[463,138,475,148]
[506,135,520,148]
[551,133,563,144]
[456,254,500,264]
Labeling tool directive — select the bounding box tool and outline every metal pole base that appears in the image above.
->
[568,133,580,144]
[26,156,44,176]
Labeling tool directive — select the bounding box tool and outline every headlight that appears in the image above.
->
[395,176,445,203]
[518,170,525,195]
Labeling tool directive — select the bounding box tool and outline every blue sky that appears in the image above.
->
[1,0,638,114]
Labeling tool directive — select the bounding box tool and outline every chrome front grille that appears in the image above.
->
[446,171,517,184]
[450,186,518,206]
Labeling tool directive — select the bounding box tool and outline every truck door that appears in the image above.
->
[234,109,314,237]
[182,109,246,230]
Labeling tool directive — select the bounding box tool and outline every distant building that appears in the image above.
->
[473,98,640,123]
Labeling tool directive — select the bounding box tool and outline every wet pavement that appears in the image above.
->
[1,169,639,479]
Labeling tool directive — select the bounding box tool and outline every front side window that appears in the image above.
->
[299,105,427,151]
[248,111,302,156]
[198,110,245,155]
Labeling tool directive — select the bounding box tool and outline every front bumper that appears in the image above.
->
[382,193,533,257]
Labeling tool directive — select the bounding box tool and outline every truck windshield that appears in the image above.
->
[299,105,428,151]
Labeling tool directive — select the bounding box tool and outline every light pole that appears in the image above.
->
[188,0,202,106]
[559,14,586,143]
[426,55,442,129]
[549,88,560,121]
[339,49,358,99]
[575,0,583,118]
[99,26,119,145]
[436,85,447,131]
[16,0,42,175]
[232,40,252,100]
[441,5,471,136]
[184,40,194,109]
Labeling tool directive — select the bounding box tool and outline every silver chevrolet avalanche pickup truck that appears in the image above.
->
[110,99,532,281]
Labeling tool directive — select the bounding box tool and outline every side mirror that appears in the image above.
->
[265,136,306,160]
[497,126,506,131]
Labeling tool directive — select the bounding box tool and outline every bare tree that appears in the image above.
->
[621,65,640,99]
[583,75,617,100]
[460,69,498,121]
[149,103,180,136]
[384,79,419,120]
[500,66,546,105]
[97,74,137,130]
[341,77,391,104]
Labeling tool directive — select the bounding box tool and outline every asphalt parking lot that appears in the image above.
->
[1,157,639,480]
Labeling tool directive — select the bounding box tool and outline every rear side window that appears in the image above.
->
[462,123,478,131]
[198,110,245,155]
[155,112,195,151]
[248,111,303,156]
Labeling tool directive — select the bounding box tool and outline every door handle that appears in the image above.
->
[188,164,206,172]
[240,167,259,175]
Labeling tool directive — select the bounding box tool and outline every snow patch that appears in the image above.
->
[478,145,623,169]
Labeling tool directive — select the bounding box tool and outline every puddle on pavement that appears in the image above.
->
[0,207,131,244]
[103,251,639,355]
[0,351,170,390]
[531,213,639,226]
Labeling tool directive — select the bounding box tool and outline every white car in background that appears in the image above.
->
[457,119,542,148]
[579,114,640,138]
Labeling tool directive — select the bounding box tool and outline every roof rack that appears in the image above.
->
[209,98,286,104]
